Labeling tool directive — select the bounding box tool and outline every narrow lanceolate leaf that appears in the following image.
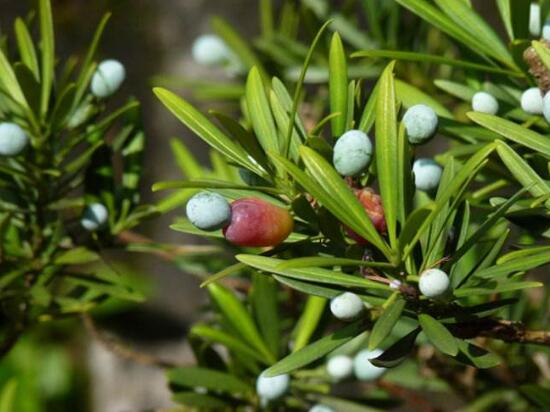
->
[291,295,327,352]
[419,314,458,356]
[252,274,280,358]
[207,284,275,363]
[153,88,265,176]
[496,141,550,205]
[370,328,420,368]
[167,367,252,395]
[236,255,392,291]
[376,62,399,249]
[352,50,522,77]
[403,143,496,258]
[434,0,515,68]
[246,67,280,155]
[468,112,550,158]
[0,49,28,110]
[329,32,348,138]
[39,0,55,117]
[14,18,39,80]
[264,321,363,376]
[296,147,392,258]
[474,250,550,279]
[368,295,406,350]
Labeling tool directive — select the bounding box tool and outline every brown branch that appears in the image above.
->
[81,313,180,369]
[377,380,441,412]
[452,319,550,346]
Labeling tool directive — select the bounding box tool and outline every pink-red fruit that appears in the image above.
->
[223,198,294,247]
[346,188,386,244]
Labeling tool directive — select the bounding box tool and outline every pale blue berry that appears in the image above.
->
[521,88,544,115]
[330,292,364,321]
[256,371,290,401]
[402,104,438,145]
[81,203,108,231]
[192,35,232,67]
[186,191,231,231]
[530,3,541,37]
[419,268,450,298]
[332,130,373,176]
[543,93,550,124]
[326,355,353,381]
[0,123,28,156]
[91,60,126,98]
[472,92,499,115]
[413,158,443,192]
[309,405,335,412]
[353,349,386,381]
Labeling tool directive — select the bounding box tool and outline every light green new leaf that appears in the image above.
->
[264,321,363,376]
[154,88,265,176]
[0,380,17,412]
[208,283,275,363]
[376,62,399,248]
[246,67,280,155]
[533,41,550,71]
[419,314,458,356]
[395,79,452,118]
[329,32,348,137]
[14,18,39,80]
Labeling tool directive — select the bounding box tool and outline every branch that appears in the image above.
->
[452,319,550,346]
[81,313,181,369]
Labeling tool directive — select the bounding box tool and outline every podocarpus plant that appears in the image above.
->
[0,0,157,356]
[153,3,550,410]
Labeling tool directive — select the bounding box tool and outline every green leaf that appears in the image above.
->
[191,324,267,364]
[207,283,275,363]
[236,255,391,291]
[291,295,327,352]
[368,295,406,350]
[153,88,265,176]
[418,314,458,356]
[455,281,543,297]
[14,18,39,80]
[167,367,252,395]
[358,79,379,133]
[54,247,99,265]
[474,250,550,279]
[297,146,392,259]
[376,62,399,248]
[246,67,280,155]
[520,385,550,408]
[39,0,55,117]
[352,50,522,77]
[496,141,550,204]
[170,138,203,179]
[315,396,384,412]
[252,274,280,358]
[0,48,29,111]
[172,392,229,409]
[329,32,348,137]
[533,40,550,71]
[468,112,550,158]
[370,328,420,368]
[264,321,363,376]
[403,143,496,258]
[457,340,500,369]
[0,380,17,412]
[434,0,515,68]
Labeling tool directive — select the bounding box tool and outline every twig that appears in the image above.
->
[452,319,550,346]
[81,313,180,369]
[377,380,441,412]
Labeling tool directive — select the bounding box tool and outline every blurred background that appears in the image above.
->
[0,1,498,411]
